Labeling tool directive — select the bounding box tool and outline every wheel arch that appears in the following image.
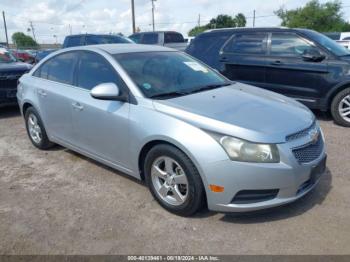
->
[138,139,188,181]
[326,81,350,108]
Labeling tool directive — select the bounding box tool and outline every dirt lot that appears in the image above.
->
[0,106,349,255]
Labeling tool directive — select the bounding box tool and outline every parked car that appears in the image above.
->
[0,48,32,107]
[62,34,134,48]
[186,27,350,127]
[323,32,350,49]
[35,49,58,63]
[11,49,36,64]
[129,31,188,51]
[18,44,326,216]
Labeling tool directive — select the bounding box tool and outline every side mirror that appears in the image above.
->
[302,48,325,62]
[90,83,125,101]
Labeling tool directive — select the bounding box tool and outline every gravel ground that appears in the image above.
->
[0,106,349,255]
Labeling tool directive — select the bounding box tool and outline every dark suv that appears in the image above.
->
[186,27,350,127]
[0,48,32,107]
[62,34,133,48]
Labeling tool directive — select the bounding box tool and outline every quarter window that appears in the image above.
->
[76,51,123,90]
[164,33,184,43]
[223,33,267,54]
[270,33,314,56]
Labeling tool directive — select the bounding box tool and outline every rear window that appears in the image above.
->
[85,35,132,45]
[186,32,232,68]
[64,36,83,48]
[140,33,158,44]
[223,33,267,54]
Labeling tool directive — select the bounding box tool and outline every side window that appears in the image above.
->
[76,51,123,91]
[223,33,267,54]
[34,52,77,84]
[47,52,78,84]
[270,33,314,57]
[164,33,184,43]
[129,34,141,43]
[141,33,158,44]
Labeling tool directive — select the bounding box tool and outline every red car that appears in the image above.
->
[11,49,35,64]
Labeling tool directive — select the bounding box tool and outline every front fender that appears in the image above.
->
[128,104,229,187]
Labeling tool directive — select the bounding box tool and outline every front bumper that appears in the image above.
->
[202,129,327,213]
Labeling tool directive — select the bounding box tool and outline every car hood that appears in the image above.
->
[0,62,32,73]
[153,83,315,143]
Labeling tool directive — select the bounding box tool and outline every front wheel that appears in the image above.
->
[144,144,205,216]
[331,88,350,127]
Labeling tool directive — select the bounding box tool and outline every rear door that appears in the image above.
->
[264,32,329,102]
[32,52,79,143]
[220,32,268,86]
[71,51,130,167]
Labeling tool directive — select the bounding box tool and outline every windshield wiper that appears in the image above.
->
[149,91,188,99]
[187,82,231,95]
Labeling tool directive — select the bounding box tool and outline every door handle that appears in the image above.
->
[270,60,283,66]
[72,102,84,111]
[220,57,228,62]
[38,89,47,97]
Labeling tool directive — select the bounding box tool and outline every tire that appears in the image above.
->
[331,88,350,127]
[144,144,205,216]
[25,107,54,150]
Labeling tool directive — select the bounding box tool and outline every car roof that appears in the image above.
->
[63,44,176,54]
[66,34,125,37]
[201,27,312,35]
[131,31,181,35]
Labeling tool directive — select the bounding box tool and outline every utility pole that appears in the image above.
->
[2,11,9,47]
[69,24,72,35]
[151,0,156,31]
[253,10,256,27]
[198,14,201,27]
[131,0,136,33]
[29,21,37,42]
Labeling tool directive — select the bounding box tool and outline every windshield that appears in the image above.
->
[307,30,350,56]
[0,49,17,63]
[114,51,228,98]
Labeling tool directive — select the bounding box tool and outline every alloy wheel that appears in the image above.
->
[151,156,189,206]
[28,113,42,144]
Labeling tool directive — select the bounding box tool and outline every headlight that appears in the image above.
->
[216,135,280,163]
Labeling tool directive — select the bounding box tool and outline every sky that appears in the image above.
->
[1,0,350,44]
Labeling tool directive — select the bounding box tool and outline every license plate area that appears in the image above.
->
[310,155,327,184]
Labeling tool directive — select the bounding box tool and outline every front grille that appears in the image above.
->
[286,121,316,141]
[292,136,324,164]
[0,79,18,89]
[231,189,279,204]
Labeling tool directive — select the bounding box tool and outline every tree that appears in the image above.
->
[12,32,38,48]
[188,13,247,36]
[275,0,350,32]
[234,13,247,27]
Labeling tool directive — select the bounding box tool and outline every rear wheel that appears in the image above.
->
[144,144,205,216]
[331,88,350,127]
[25,107,54,149]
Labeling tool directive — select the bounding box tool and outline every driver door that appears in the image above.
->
[264,32,329,104]
[71,51,130,168]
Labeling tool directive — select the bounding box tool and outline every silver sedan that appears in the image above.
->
[17,44,327,216]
